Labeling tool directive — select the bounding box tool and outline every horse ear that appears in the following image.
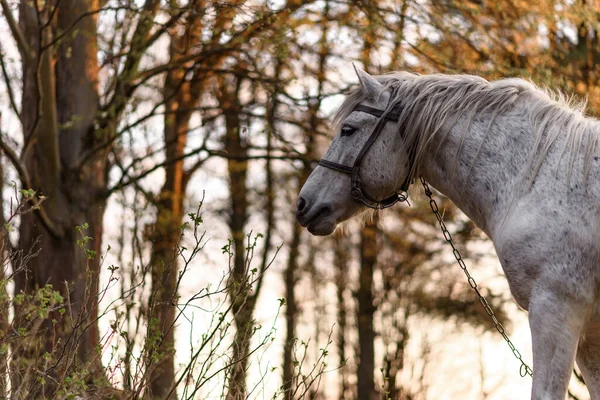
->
[353,64,382,98]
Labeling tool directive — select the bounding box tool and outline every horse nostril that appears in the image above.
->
[297,197,307,214]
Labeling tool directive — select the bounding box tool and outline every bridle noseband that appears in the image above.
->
[318,91,413,209]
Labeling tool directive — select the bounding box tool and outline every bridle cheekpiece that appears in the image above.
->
[318,89,413,210]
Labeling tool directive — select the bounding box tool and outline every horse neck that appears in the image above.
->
[418,109,534,237]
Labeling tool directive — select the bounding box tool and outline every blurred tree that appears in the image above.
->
[334,231,351,400]
[12,0,108,392]
[144,2,205,398]
[357,215,378,400]
[0,0,312,397]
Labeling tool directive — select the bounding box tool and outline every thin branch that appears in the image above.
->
[42,4,137,50]
[182,155,208,184]
[0,43,22,124]
[105,0,161,114]
[39,0,61,31]
[0,136,64,238]
[134,1,310,85]
[0,138,29,192]
[143,0,197,52]
[133,45,242,87]
[111,149,157,205]
[0,0,35,62]
[106,144,316,197]
[105,143,208,196]
[77,56,209,169]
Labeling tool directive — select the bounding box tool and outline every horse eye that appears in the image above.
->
[341,125,357,137]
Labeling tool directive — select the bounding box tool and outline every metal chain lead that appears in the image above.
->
[420,177,533,378]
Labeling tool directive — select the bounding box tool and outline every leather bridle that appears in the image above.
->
[318,91,413,209]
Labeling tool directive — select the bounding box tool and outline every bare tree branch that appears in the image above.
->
[105,0,161,117]
[135,1,312,85]
[0,43,22,124]
[0,136,64,238]
[0,0,35,62]
[43,4,135,50]
[106,143,316,197]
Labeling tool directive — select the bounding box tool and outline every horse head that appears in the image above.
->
[296,68,413,235]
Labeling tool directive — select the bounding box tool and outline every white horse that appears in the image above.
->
[296,67,600,400]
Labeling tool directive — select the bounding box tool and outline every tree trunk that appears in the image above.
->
[14,0,105,395]
[334,231,349,400]
[144,11,203,397]
[144,92,186,400]
[357,216,378,400]
[145,184,183,400]
[283,223,300,399]
[382,323,408,399]
[218,76,252,400]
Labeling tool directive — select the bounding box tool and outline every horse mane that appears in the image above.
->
[334,71,598,188]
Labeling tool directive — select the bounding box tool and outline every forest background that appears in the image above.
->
[0,0,597,399]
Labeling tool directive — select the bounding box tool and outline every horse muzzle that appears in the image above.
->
[296,196,337,236]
